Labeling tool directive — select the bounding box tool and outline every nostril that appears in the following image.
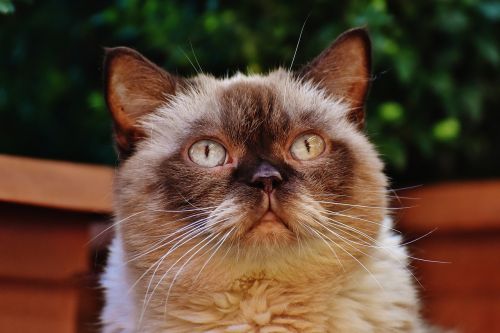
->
[244,160,283,193]
[252,176,282,194]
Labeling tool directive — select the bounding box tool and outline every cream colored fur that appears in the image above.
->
[101,218,430,332]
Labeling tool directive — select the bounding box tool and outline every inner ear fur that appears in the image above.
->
[299,28,372,129]
[104,47,180,159]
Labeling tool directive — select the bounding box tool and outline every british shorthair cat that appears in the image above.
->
[101,28,437,332]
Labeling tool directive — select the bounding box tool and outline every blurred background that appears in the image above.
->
[1,0,499,185]
[0,1,499,333]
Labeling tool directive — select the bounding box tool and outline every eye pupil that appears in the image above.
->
[290,133,325,161]
[304,139,311,153]
[188,139,227,167]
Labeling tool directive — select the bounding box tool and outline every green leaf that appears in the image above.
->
[87,91,105,111]
[478,2,500,21]
[377,101,404,124]
[477,37,500,66]
[204,14,219,32]
[461,87,482,121]
[0,0,15,14]
[433,118,461,142]
[371,0,387,12]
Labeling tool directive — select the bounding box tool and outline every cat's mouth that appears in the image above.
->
[247,210,289,234]
[243,193,294,244]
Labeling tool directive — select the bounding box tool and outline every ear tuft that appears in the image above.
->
[104,47,179,159]
[299,28,372,129]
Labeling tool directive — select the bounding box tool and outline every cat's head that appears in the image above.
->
[104,28,387,267]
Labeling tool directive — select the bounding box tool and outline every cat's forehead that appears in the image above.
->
[146,70,353,156]
[200,71,350,139]
[217,80,291,147]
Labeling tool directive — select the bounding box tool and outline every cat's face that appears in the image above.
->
[105,28,387,267]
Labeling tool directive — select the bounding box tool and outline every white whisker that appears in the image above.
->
[317,200,412,210]
[194,226,235,281]
[310,220,384,290]
[161,232,223,318]
[304,224,344,271]
[139,230,220,325]
[88,210,147,243]
[289,14,310,71]
[323,210,402,234]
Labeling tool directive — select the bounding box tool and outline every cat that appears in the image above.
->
[100,28,436,332]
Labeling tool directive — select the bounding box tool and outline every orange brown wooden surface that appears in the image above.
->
[0,282,80,333]
[0,155,111,333]
[0,154,113,214]
[0,204,90,281]
[398,182,500,333]
[397,180,500,233]
[0,202,103,333]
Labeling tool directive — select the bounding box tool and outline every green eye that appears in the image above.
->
[290,133,325,161]
[188,140,227,167]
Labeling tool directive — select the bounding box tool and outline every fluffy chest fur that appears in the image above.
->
[101,219,426,333]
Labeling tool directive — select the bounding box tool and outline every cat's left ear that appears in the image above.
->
[299,28,371,129]
[104,47,181,159]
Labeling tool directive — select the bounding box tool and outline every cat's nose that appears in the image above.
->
[250,161,283,194]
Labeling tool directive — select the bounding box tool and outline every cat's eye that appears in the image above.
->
[188,139,227,167]
[290,133,325,161]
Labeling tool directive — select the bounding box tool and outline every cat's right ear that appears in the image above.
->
[298,28,371,130]
[104,47,179,159]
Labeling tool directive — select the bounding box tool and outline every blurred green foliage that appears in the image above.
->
[1,0,499,184]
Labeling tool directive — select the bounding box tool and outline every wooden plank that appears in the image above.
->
[422,295,500,333]
[397,181,500,233]
[0,154,113,214]
[0,203,91,281]
[0,281,79,333]
[408,234,500,294]
[396,182,500,332]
